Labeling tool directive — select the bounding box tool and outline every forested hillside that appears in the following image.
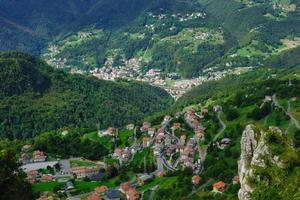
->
[0,52,173,139]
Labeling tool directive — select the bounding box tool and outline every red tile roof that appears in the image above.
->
[213,181,226,189]
[95,186,108,194]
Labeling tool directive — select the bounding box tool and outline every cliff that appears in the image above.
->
[238,125,299,200]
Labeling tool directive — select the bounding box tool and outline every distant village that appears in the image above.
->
[89,58,252,99]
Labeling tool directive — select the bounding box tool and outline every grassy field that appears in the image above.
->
[137,176,178,192]
[83,132,113,150]
[70,160,97,167]
[33,182,64,192]
[118,129,134,148]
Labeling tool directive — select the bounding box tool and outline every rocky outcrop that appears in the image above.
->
[238,125,287,200]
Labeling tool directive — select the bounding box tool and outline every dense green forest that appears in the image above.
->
[0,52,173,139]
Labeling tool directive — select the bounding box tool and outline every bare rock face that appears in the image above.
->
[238,125,285,200]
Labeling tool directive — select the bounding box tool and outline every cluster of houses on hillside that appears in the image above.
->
[185,109,206,139]
[21,145,47,164]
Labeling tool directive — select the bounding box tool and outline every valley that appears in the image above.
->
[1,0,300,200]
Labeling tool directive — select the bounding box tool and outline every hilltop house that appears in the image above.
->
[213,181,226,193]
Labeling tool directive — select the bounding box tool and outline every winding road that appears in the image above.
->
[272,95,300,131]
[213,111,227,142]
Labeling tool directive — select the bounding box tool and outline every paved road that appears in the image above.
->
[198,145,208,162]
[272,95,300,131]
[149,185,159,200]
[213,111,226,142]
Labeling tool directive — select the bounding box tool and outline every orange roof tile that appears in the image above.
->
[213,181,226,189]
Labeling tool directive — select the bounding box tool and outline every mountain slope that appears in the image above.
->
[0,52,173,139]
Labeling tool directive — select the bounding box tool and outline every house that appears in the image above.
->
[163,115,171,122]
[141,122,151,131]
[172,123,181,129]
[32,150,46,162]
[218,138,231,149]
[114,148,123,159]
[264,96,272,102]
[213,181,226,193]
[120,182,131,193]
[107,127,117,136]
[66,181,75,190]
[26,170,39,183]
[41,174,53,182]
[156,134,164,144]
[98,127,117,137]
[95,186,108,195]
[143,137,151,148]
[126,124,135,130]
[107,189,120,200]
[21,153,30,164]
[147,128,156,137]
[22,144,32,152]
[180,135,186,145]
[192,175,201,185]
[137,174,153,186]
[232,176,240,185]
[156,171,165,177]
[38,192,59,200]
[87,193,101,200]
[126,188,139,200]
[71,166,99,178]
[122,149,132,162]
[196,130,205,139]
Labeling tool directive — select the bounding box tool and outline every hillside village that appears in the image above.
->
[21,104,234,200]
